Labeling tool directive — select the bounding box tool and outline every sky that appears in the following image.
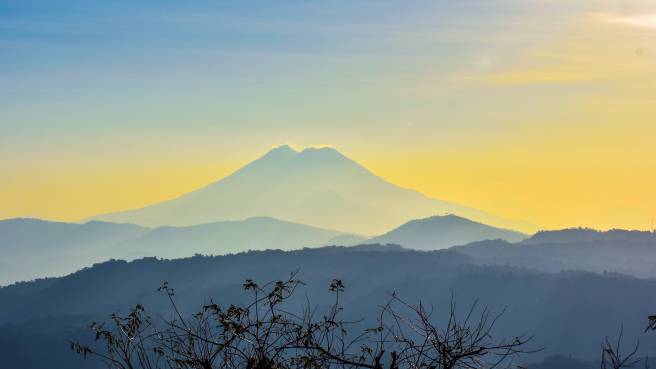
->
[1,0,655,231]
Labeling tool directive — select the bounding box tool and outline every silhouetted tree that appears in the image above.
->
[600,329,641,369]
[71,272,534,369]
[597,321,656,369]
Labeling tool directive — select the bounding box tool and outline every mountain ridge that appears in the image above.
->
[0,216,363,286]
[451,228,656,278]
[90,145,535,234]
[367,214,527,250]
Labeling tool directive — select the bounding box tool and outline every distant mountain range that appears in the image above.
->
[115,216,365,259]
[89,145,534,234]
[367,214,527,250]
[525,228,656,244]
[0,218,148,284]
[3,215,655,286]
[454,228,656,278]
[0,213,528,286]
[0,217,364,285]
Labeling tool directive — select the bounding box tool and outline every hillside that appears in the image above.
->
[452,229,656,278]
[114,216,364,259]
[0,218,149,284]
[0,217,362,285]
[1,247,655,369]
[367,214,526,250]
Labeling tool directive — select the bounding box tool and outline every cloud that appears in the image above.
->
[596,12,656,29]
[455,69,597,86]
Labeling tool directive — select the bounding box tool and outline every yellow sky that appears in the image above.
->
[1,1,655,232]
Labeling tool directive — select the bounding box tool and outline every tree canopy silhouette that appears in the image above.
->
[71,272,534,369]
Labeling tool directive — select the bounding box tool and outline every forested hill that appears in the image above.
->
[1,246,655,369]
[453,229,656,278]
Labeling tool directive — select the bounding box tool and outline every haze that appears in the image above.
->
[2,0,656,231]
[4,3,656,369]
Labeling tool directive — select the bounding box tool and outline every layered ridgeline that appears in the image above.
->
[367,214,527,250]
[1,247,655,369]
[0,218,148,285]
[0,217,364,285]
[90,145,534,235]
[0,213,526,286]
[454,228,656,278]
[3,215,654,285]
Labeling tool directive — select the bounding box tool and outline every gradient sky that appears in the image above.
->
[1,0,655,231]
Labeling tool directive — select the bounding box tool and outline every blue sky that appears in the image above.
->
[2,0,656,231]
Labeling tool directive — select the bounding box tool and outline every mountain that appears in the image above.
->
[90,145,534,234]
[0,217,363,286]
[0,262,18,287]
[1,247,655,369]
[114,216,365,260]
[452,229,656,278]
[367,214,527,250]
[525,228,656,244]
[0,218,150,284]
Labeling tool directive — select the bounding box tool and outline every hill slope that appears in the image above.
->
[90,145,534,234]
[1,248,655,369]
[0,217,362,285]
[452,229,656,278]
[0,218,149,284]
[115,216,364,259]
[367,214,527,250]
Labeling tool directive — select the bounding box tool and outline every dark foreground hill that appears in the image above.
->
[1,246,655,369]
